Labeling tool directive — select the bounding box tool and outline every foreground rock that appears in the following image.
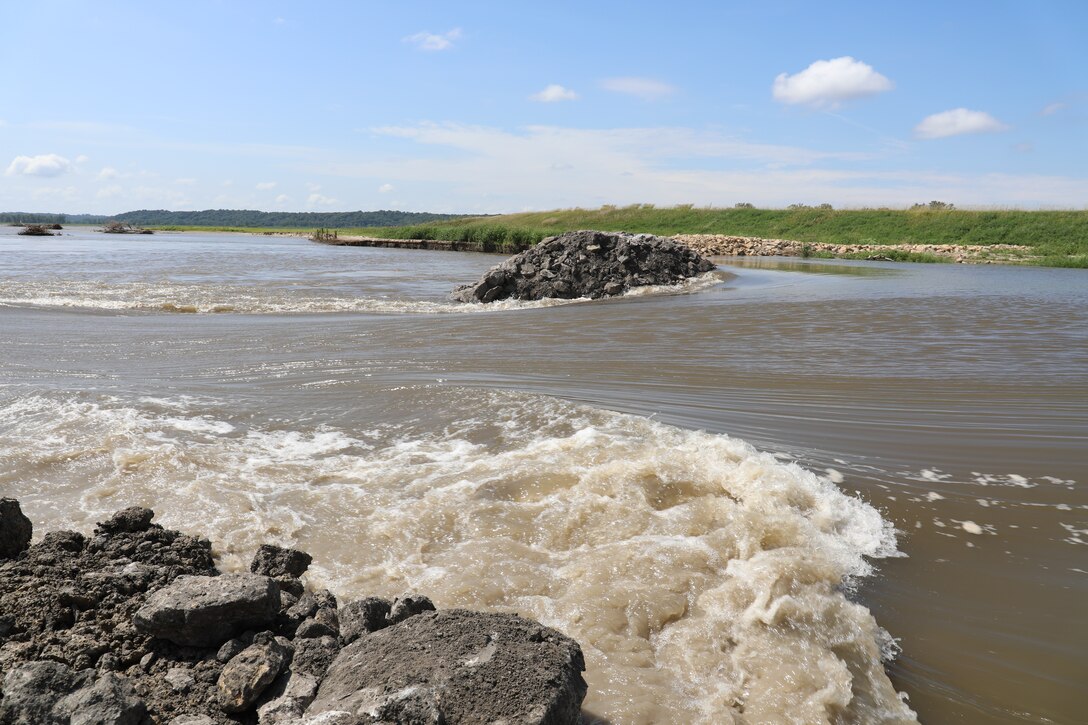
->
[0,499,32,559]
[307,609,587,724]
[451,229,715,303]
[0,503,588,724]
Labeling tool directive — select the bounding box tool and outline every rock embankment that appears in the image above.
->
[451,230,715,303]
[0,499,587,724]
[674,233,1033,263]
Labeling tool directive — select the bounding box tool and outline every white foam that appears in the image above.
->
[0,390,914,723]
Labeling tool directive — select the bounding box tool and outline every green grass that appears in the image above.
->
[341,205,1088,266]
[149,206,1088,267]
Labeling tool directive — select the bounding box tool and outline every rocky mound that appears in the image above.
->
[450,230,716,303]
[0,499,587,724]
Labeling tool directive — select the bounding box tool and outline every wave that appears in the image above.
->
[0,273,725,315]
[0,390,915,723]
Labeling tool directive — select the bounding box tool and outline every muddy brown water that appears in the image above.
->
[1,229,1085,723]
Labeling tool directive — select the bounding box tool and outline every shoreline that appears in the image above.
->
[310,231,1039,264]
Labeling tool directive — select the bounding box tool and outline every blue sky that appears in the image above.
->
[2,0,1086,214]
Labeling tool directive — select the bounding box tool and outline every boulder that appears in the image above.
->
[305,609,587,725]
[250,544,313,579]
[95,506,155,535]
[338,597,392,644]
[0,498,33,559]
[216,637,289,712]
[55,672,149,725]
[386,593,435,626]
[133,573,280,647]
[451,230,715,303]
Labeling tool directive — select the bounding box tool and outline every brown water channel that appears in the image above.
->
[1,230,1085,723]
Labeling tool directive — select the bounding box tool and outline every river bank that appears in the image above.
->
[312,231,1036,264]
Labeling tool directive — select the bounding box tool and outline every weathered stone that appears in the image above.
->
[169,717,216,725]
[0,498,33,559]
[55,672,148,725]
[290,635,340,679]
[217,637,247,663]
[217,638,289,713]
[95,506,155,535]
[338,597,391,643]
[451,230,715,303]
[256,671,320,724]
[0,661,93,724]
[296,617,337,639]
[164,667,195,692]
[386,593,435,626]
[250,544,313,579]
[306,609,587,725]
[39,529,86,554]
[134,573,280,647]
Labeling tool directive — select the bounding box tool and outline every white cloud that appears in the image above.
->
[378,183,394,193]
[307,193,337,207]
[306,182,322,192]
[273,17,285,25]
[5,153,73,177]
[1040,102,1067,116]
[600,77,675,101]
[256,181,277,190]
[175,177,197,185]
[275,194,291,204]
[75,155,90,164]
[531,84,578,102]
[404,28,462,51]
[773,57,893,108]
[97,166,120,180]
[97,184,123,199]
[915,108,1009,139]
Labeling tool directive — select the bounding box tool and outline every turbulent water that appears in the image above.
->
[1,229,1085,723]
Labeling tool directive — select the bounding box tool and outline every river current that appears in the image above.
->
[1,228,1085,723]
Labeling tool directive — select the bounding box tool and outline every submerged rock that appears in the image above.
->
[306,609,587,724]
[451,229,715,303]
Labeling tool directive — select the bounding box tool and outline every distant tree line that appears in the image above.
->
[110,209,469,227]
[1,209,473,228]
[1,212,108,224]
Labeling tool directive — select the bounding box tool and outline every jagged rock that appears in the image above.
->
[339,597,391,644]
[386,594,435,626]
[250,544,313,579]
[54,671,149,725]
[169,717,216,725]
[290,636,340,679]
[0,498,33,559]
[95,506,155,535]
[134,573,280,647]
[217,637,247,663]
[0,661,94,723]
[216,637,289,713]
[296,618,337,639]
[256,671,320,724]
[451,230,715,303]
[305,609,587,725]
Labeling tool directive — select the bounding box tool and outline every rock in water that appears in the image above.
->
[0,498,33,559]
[450,229,716,303]
[306,609,587,724]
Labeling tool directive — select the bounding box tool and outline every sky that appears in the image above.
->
[2,0,1086,214]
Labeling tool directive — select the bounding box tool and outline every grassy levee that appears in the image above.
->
[341,205,1088,266]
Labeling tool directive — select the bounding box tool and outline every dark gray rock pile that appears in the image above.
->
[450,229,716,303]
[0,500,588,724]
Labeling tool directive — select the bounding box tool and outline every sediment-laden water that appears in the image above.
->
[1,229,1085,723]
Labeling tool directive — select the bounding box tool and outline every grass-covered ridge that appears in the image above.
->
[341,205,1088,266]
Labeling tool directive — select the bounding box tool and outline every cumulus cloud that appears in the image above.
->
[5,154,73,177]
[256,181,277,190]
[1040,102,1067,116]
[97,166,120,180]
[600,77,675,101]
[75,155,90,164]
[773,57,893,108]
[915,108,1009,139]
[531,84,578,102]
[307,193,337,206]
[404,28,462,51]
[275,194,291,204]
[378,183,394,193]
